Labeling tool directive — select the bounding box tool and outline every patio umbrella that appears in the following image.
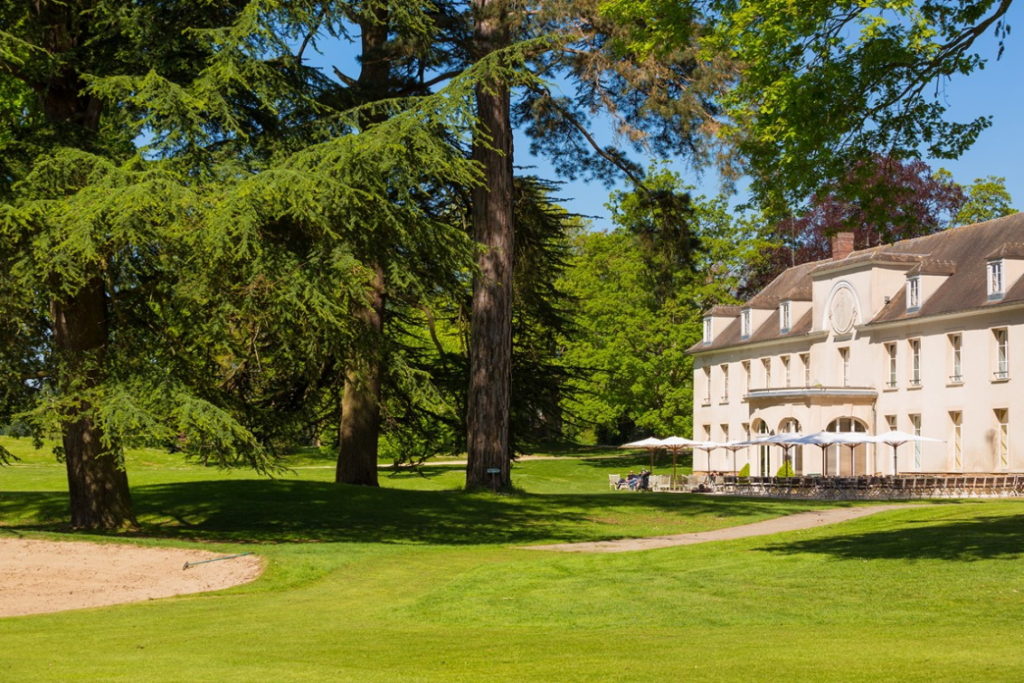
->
[734,435,774,476]
[795,431,872,476]
[659,436,701,480]
[691,441,721,474]
[719,440,751,475]
[874,430,944,475]
[619,436,665,471]
[762,432,806,474]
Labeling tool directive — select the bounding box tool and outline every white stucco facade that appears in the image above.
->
[690,216,1024,477]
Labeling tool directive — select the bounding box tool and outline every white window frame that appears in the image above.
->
[702,366,711,405]
[910,414,922,471]
[782,355,791,387]
[779,301,791,333]
[761,357,772,389]
[741,308,752,338]
[886,343,898,389]
[800,353,810,387]
[949,333,963,383]
[994,328,1009,380]
[988,259,1004,299]
[742,361,751,393]
[720,364,729,402]
[949,411,963,471]
[907,276,920,311]
[909,339,921,387]
[996,409,1009,469]
[839,347,850,387]
[702,316,712,344]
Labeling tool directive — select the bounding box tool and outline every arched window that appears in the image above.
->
[779,418,803,474]
[827,417,869,476]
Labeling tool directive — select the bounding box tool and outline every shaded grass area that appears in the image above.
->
[1,478,833,545]
[3,436,1024,680]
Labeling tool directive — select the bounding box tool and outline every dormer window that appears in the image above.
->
[779,301,791,333]
[702,316,712,344]
[740,308,751,338]
[988,259,1004,299]
[907,276,920,311]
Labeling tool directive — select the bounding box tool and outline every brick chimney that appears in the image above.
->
[831,232,855,260]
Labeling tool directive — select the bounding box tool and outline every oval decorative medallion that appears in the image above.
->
[830,288,856,335]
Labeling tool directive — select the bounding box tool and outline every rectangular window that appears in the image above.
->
[949,334,963,383]
[949,411,962,471]
[741,308,752,338]
[782,355,791,387]
[886,414,898,431]
[762,357,771,389]
[742,361,751,393]
[996,409,1009,469]
[994,328,1009,380]
[702,367,711,404]
[839,347,850,387]
[800,353,810,386]
[886,343,897,388]
[779,301,791,333]
[907,276,920,311]
[988,260,1004,298]
[909,339,921,386]
[720,424,729,443]
[702,317,712,344]
[720,364,729,402]
[910,414,922,471]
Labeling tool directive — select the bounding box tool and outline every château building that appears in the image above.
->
[689,213,1024,477]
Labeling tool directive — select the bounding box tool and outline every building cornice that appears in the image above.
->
[863,299,1024,332]
[690,331,828,357]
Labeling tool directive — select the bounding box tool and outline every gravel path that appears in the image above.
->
[525,504,915,553]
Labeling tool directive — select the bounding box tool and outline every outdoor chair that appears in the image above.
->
[609,474,621,490]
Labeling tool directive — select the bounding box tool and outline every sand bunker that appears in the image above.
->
[0,538,262,618]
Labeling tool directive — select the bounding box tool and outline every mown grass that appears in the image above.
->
[2,436,1023,681]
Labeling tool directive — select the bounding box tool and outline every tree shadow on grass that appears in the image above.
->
[2,481,832,545]
[760,513,1024,561]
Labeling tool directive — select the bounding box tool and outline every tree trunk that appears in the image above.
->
[336,10,391,486]
[337,266,384,486]
[51,277,136,530]
[36,2,133,529]
[466,0,514,492]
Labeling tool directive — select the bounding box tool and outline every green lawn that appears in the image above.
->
[2,437,1023,681]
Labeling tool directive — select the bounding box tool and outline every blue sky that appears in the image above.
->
[518,16,1024,231]
[314,6,1024,232]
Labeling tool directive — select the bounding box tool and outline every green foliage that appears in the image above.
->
[776,460,795,477]
[738,462,750,477]
[952,174,1017,226]
[560,166,765,442]
[704,0,1012,214]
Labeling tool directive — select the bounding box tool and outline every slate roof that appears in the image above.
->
[869,213,1024,324]
[691,212,1024,354]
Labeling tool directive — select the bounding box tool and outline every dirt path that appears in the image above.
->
[0,538,262,618]
[525,504,915,553]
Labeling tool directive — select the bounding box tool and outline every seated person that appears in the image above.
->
[625,471,639,490]
[638,469,651,491]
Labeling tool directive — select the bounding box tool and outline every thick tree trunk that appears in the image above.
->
[51,278,136,530]
[466,0,513,492]
[337,267,384,486]
[36,2,133,529]
[336,11,390,486]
